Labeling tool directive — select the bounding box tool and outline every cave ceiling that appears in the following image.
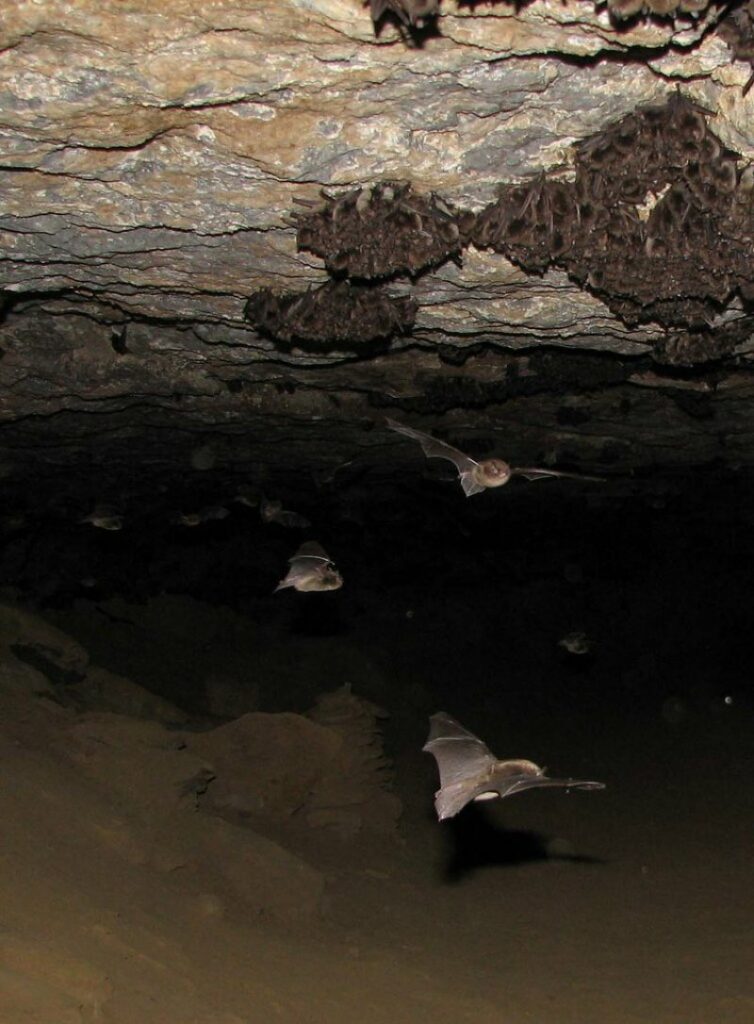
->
[3,0,754,522]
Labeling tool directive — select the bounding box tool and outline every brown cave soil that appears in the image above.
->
[1,596,752,1024]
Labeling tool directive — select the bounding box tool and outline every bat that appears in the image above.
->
[79,505,123,531]
[558,631,593,655]
[386,418,604,497]
[260,496,311,530]
[423,712,605,821]
[172,506,229,528]
[275,541,343,593]
[369,0,440,28]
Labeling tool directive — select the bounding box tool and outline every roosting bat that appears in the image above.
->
[423,712,605,821]
[275,541,343,593]
[369,0,440,28]
[386,418,604,497]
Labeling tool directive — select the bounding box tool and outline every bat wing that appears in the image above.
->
[386,419,478,475]
[511,467,606,483]
[423,712,499,820]
[292,541,331,562]
[489,764,606,800]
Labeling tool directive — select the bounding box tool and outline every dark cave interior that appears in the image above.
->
[3,11,754,1019]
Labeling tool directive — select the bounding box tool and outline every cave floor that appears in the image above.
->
[1,596,752,1024]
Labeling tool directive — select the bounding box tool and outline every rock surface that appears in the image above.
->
[1,0,754,513]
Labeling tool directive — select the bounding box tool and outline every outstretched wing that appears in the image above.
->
[511,467,606,483]
[291,541,331,562]
[423,712,499,820]
[386,419,478,476]
[489,763,606,800]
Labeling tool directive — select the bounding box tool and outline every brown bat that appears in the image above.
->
[275,541,343,593]
[386,418,604,497]
[260,496,311,530]
[423,712,605,821]
[369,0,440,27]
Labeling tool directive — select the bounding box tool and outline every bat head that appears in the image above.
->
[475,458,512,488]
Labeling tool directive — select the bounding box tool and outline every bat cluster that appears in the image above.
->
[651,318,752,368]
[607,0,710,18]
[292,181,460,280]
[368,0,440,29]
[243,281,417,352]
[470,93,754,330]
[245,179,457,351]
[718,1,754,96]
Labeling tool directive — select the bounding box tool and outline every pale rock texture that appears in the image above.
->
[0,0,753,489]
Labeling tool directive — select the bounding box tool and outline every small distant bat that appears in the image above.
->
[173,511,202,527]
[275,541,343,593]
[558,631,593,656]
[172,506,229,528]
[369,0,440,27]
[260,497,311,530]
[423,712,605,821]
[199,505,229,522]
[80,505,123,531]
[386,418,604,497]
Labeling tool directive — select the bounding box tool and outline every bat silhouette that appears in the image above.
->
[260,496,311,530]
[386,418,604,497]
[275,541,343,593]
[423,712,605,821]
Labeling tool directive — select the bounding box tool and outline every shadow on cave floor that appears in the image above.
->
[436,804,607,883]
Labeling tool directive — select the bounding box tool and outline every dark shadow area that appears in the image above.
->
[438,803,607,882]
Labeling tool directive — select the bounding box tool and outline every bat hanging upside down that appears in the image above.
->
[423,712,605,820]
[386,418,604,497]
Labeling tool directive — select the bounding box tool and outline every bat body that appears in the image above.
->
[275,541,343,593]
[386,418,604,497]
[80,505,123,531]
[423,712,604,821]
[558,630,593,655]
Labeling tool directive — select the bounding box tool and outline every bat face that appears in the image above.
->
[275,542,343,593]
[423,712,605,820]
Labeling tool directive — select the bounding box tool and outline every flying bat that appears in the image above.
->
[79,505,123,531]
[423,712,605,821]
[275,541,343,593]
[260,496,311,530]
[386,418,604,497]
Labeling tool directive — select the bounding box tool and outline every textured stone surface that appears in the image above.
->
[1,0,754,504]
